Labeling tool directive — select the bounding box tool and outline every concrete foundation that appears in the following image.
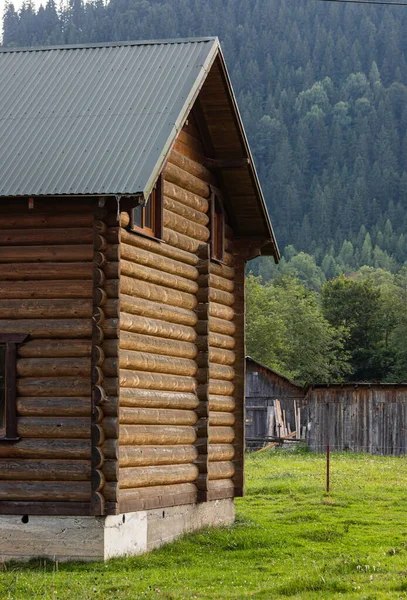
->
[0,499,235,562]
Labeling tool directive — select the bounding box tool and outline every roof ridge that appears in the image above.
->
[0,37,218,54]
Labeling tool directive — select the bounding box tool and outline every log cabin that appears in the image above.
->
[0,38,279,561]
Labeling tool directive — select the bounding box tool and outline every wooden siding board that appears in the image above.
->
[305,387,407,455]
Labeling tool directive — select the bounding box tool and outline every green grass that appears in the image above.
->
[2,448,407,599]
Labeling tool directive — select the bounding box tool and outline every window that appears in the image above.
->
[210,189,225,262]
[0,334,28,442]
[131,175,163,239]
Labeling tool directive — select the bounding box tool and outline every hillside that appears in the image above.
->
[3,0,407,274]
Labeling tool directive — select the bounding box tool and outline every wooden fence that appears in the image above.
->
[304,385,407,456]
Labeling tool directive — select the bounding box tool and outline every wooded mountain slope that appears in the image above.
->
[3,0,407,270]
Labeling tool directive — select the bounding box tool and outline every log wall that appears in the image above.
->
[304,386,407,456]
[113,117,240,511]
[0,199,95,514]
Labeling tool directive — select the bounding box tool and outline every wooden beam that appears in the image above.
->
[204,158,250,170]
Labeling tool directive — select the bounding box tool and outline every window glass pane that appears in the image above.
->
[0,344,5,437]
[133,204,143,228]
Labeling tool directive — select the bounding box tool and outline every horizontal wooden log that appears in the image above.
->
[0,460,91,481]
[104,279,120,299]
[118,445,198,469]
[162,227,202,255]
[119,407,197,426]
[119,370,197,393]
[0,439,90,460]
[102,417,119,439]
[168,149,216,186]
[196,317,236,337]
[208,380,234,396]
[118,295,197,327]
[163,196,209,227]
[109,350,197,378]
[17,417,90,439]
[17,358,91,377]
[209,426,235,444]
[0,244,93,263]
[174,132,204,161]
[103,319,118,339]
[0,228,93,246]
[209,411,236,426]
[17,397,91,417]
[163,209,209,243]
[17,378,91,397]
[0,319,92,339]
[120,313,196,343]
[119,388,199,410]
[198,287,235,307]
[207,479,235,500]
[208,444,235,462]
[18,340,92,358]
[207,462,235,480]
[114,482,197,508]
[164,180,209,214]
[209,364,235,381]
[102,439,118,460]
[197,303,234,323]
[0,281,93,299]
[109,331,197,360]
[209,395,236,412]
[119,241,199,281]
[117,259,199,295]
[0,299,93,319]
[0,213,94,229]
[116,276,197,311]
[119,463,199,490]
[0,263,92,281]
[164,162,210,198]
[209,332,236,350]
[103,378,119,396]
[198,274,234,294]
[211,275,234,295]
[0,482,90,502]
[119,228,198,267]
[208,348,236,366]
[120,424,196,446]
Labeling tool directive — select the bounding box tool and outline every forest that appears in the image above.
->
[2,0,407,382]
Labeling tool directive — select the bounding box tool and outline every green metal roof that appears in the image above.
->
[0,38,218,198]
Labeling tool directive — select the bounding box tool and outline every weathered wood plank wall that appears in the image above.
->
[304,386,407,456]
[0,198,95,513]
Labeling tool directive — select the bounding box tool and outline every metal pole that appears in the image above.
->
[326,443,330,493]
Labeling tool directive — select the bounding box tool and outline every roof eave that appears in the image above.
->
[215,47,280,262]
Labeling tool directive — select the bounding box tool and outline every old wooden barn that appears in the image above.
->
[246,357,305,449]
[0,38,279,561]
[304,383,407,456]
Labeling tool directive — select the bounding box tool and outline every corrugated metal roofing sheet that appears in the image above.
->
[0,38,218,197]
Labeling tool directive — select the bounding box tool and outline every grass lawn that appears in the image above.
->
[2,448,407,599]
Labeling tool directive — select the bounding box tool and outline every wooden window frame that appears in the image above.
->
[130,175,163,240]
[0,333,28,442]
[210,187,226,263]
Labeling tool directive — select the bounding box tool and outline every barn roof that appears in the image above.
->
[0,38,278,258]
[246,356,304,394]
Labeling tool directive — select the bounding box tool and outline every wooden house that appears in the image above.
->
[246,357,305,449]
[0,38,279,560]
[304,383,407,456]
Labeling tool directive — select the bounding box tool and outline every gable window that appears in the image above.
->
[0,334,28,442]
[210,189,225,262]
[131,175,163,239]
